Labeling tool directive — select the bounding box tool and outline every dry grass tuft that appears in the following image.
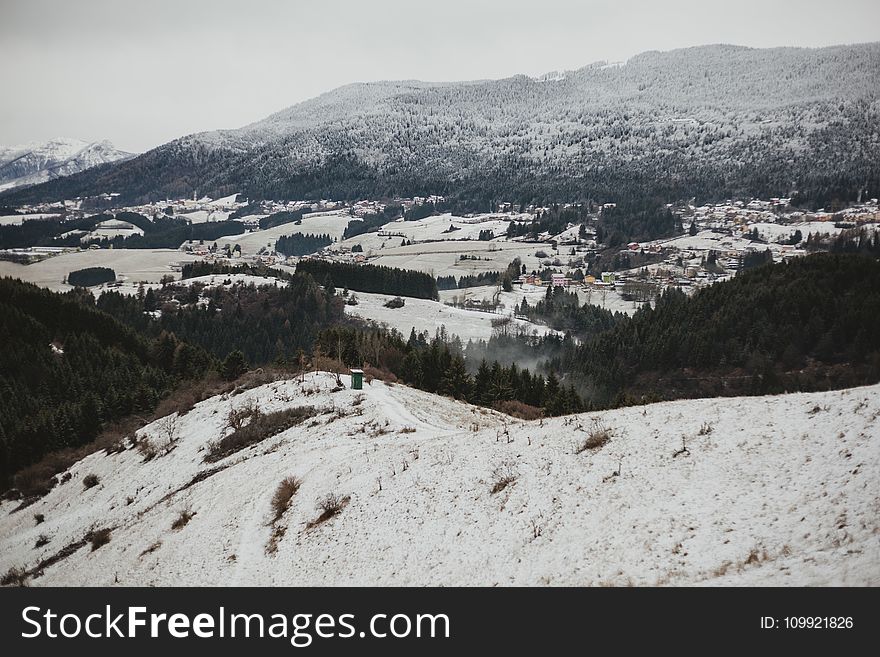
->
[575,421,611,454]
[270,476,302,522]
[171,509,196,531]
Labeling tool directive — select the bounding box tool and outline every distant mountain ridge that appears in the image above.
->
[0,138,134,192]
[3,43,879,205]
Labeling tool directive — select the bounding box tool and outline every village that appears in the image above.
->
[2,193,879,326]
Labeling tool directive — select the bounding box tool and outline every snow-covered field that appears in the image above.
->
[338,213,516,254]
[2,372,877,586]
[177,210,231,224]
[0,249,199,292]
[213,213,351,256]
[659,230,771,253]
[367,241,546,279]
[439,284,642,317]
[0,213,61,227]
[344,291,554,342]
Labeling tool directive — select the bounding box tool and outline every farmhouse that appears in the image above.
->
[550,273,572,288]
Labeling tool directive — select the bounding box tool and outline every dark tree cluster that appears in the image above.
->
[506,204,592,240]
[341,205,403,240]
[275,232,332,256]
[567,254,880,406]
[804,227,880,257]
[741,249,773,270]
[89,216,245,249]
[0,278,212,489]
[96,273,344,366]
[229,202,262,220]
[181,261,294,280]
[598,200,681,247]
[296,259,438,300]
[67,267,116,287]
[259,209,307,230]
[438,271,502,290]
[518,287,623,337]
[316,326,582,417]
[0,213,108,249]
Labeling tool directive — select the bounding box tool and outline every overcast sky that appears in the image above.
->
[1,0,878,152]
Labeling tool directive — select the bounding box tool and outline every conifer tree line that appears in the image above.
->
[518,287,623,337]
[0,210,250,251]
[180,261,294,280]
[564,254,880,405]
[0,213,108,249]
[296,259,439,300]
[436,271,503,290]
[315,326,583,417]
[88,216,245,249]
[95,273,344,366]
[275,233,332,256]
[341,205,403,240]
[0,278,213,488]
[258,209,307,229]
[804,227,880,257]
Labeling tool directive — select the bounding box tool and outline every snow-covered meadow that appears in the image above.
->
[343,291,554,342]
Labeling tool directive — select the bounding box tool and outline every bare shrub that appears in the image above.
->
[105,439,127,455]
[171,509,196,531]
[82,474,100,490]
[1,567,28,587]
[318,493,345,516]
[206,406,318,462]
[362,365,397,383]
[139,414,181,462]
[489,461,518,494]
[34,534,50,548]
[33,513,45,525]
[87,527,112,551]
[226,401,260,432]
[399,426,416,434]
[270,476,302,522]
[137,439,159,462]
[306,493,349,529]
[156,414,179,445]
[493,399,544,421]
[575,421,611,454]
[698,422,713,436]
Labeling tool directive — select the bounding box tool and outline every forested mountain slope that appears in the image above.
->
[4,43,878,205]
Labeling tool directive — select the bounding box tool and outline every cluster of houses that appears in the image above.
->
[680,198,880,230]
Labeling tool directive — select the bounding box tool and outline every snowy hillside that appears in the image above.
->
[0,137,133,191]
[5,43,879,204]
[343,290,555,342]
[1,372,877,586]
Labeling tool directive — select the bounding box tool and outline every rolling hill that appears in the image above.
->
[1,371,877,586]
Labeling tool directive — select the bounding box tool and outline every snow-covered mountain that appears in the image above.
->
[2,42,878,205]
[0,137,134,192]
[2,372,876,586]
